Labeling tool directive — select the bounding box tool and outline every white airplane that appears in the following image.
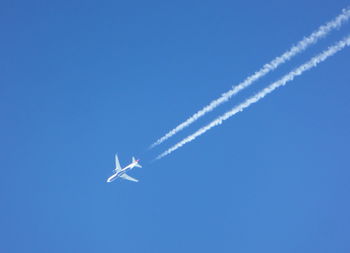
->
[106,154,142,183]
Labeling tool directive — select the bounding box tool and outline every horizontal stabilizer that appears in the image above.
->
[120,173,138,182]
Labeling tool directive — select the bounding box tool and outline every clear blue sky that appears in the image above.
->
[1,1,350,252]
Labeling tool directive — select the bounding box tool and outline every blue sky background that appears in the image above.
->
[1,1,350,252]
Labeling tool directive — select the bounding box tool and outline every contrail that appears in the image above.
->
[156,35,350,160]
[151,8,350,148]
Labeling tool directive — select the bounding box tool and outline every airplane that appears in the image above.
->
[106,154,142,183]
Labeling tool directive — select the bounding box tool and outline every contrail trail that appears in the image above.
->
[156,35,350,160]
[150,8,350,149]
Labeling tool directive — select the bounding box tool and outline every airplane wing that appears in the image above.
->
[120,173,138,182]
[115,154,122,172]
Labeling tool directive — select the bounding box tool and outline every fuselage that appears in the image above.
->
[106,160,140,183]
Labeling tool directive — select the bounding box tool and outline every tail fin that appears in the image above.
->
[132,157,142,168]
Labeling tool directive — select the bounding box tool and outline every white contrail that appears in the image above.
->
[151,8,350,148]
[156,35,350,160]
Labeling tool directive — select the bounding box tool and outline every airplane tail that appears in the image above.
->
[132,157,142,168]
